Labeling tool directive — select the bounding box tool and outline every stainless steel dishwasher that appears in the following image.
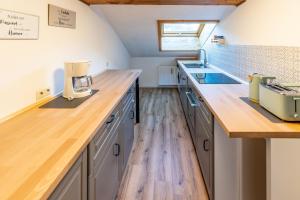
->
[186,86,197,141]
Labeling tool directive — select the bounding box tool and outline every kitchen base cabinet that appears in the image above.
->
[178,66,188,117]
[88,83,136,200]
[89,125,120,200]
[48,149,87,200]
[47,79,138,200]
[88,104,123,200]
[121,101,135,173]
[195,95,214,200]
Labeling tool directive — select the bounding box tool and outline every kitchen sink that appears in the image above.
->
[184,63,206,68]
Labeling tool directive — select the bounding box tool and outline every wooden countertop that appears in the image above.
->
[0,69,141,200]
[178,61,300,138]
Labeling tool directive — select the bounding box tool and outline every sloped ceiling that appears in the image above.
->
[91,5,235,57]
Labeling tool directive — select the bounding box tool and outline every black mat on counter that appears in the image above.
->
[239,97,283,123]
[40,90,99,109]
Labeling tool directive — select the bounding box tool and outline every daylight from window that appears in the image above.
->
[164,23,200,35]
[159,21,217,51]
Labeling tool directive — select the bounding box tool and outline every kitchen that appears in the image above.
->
[0,0,300,200]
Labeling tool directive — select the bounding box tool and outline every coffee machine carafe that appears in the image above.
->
[63,61,93,100]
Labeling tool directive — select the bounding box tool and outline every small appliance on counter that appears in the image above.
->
[63,61,93,101]
[259,83,300,121]
[248,73,276,103]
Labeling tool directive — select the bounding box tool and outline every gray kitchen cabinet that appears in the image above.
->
[118,88,135,181]
[48,149,87,200]
[88,103,122,200]
[90,125,120,200]
[88,83,136,200]
[177,64,214,199]
[49,82,137,200]
[195,95,214,200]
[178,67,188,117]
[122,99,135,170]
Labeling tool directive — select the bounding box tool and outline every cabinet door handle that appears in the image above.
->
[198,96,204,102]
[171,68,174,74]
[203,139,209,151]
[106,114,115,124]
[113,144,120,156]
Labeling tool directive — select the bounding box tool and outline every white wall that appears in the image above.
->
[130,57,178,87]
[209,0,300,46]
[0,0,130,120]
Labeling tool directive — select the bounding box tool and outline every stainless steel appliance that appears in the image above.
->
[259,83,300,121]
[191,73,241,84]
[248,73,275,103]
[63,61,93,100]
[186,83,197,141]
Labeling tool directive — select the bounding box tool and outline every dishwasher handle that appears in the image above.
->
[186,92,199,107]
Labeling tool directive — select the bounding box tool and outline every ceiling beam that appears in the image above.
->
[80,0,246,6]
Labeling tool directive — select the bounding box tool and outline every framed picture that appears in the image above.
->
[0,8,39,40]
[48,4,76,29]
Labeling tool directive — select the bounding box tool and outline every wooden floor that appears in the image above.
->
[118,88,209,200]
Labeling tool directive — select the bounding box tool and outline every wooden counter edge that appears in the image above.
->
[177,61,300,139]
[7,69,141,200]
[40,69,142,199]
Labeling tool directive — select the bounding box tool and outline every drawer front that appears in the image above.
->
[122,84,135,108]
[94,112,121,151]
[122,93,134,114]
[93,103,121,144]
[89,106,122,172]
[198,100,213,134]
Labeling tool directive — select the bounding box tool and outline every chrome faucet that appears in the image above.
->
[199,49,208,68]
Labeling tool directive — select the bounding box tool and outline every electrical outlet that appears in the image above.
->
[36,88,51,101]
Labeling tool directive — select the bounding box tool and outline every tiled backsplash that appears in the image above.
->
[205,44,300,83]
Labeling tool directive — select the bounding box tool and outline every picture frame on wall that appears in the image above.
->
[48,4,76,29]
[0,8,39,40]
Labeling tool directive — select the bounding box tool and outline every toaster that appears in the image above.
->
[259,83,300,121]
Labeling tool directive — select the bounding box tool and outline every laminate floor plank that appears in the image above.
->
[118,88,209,200]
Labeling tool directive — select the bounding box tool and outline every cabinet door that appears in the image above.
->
[119,101,135,179]
[49,150,87,200]
[123,105,135,167]
[91,129,119,200]
[195,106,214,200]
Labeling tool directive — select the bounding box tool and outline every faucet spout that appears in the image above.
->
[199,49,208,68]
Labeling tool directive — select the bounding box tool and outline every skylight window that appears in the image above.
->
[163,23,201,36]
[157,20,218,51]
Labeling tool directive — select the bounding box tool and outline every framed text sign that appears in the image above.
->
[0,9,39,40]
[48,4,76,29]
